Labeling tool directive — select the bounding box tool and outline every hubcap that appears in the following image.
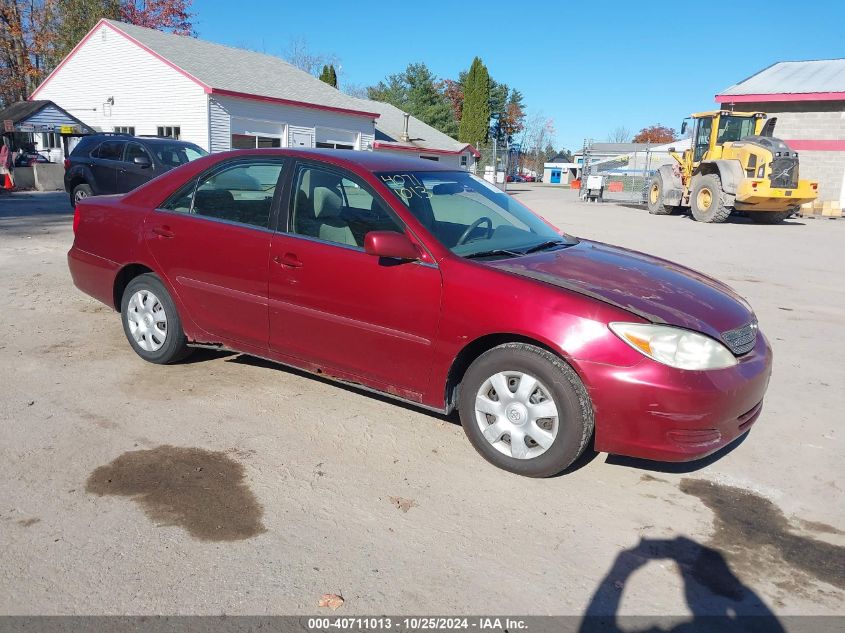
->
[649,183,659,204]
[74,189,88,203]
[475,371,559,460]
[697,187,712,210]
[126,289,167,352]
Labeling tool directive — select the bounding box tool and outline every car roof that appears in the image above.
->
[210,148,458,172]
[82,134,200,146]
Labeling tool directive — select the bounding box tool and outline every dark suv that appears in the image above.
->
[64,133,207,205]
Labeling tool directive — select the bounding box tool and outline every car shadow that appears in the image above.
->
[603,431,749,474]
[613,203,806,226]
[578,535,786,632]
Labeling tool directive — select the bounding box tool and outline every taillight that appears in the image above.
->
[73,204,80,234]
[63,158,70,170]
[812,183,818,190]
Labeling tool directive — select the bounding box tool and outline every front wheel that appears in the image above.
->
[749,209,797,224]
[690,174,732,223]
[458,343,594,477]
[71,183,92,207]
[120,273,191,364]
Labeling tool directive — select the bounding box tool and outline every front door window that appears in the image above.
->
[693,117,713,163]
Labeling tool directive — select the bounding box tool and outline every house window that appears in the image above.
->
[419,155,439,162]
[40,132,61,149]
[114,126,135,135]
[231,134,281,149]
[460,155,468,167]
[315,141,354,150]
[157,126,181,139]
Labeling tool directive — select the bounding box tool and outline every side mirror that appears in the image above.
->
[133,155,151,168]
[680,121,687,135]
[668,147,676,153]
[364,231,419,260]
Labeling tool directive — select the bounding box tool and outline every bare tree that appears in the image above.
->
[607,126,632,143]
[341,82,368,99]
[284,36,339,76]
[520,112,557,176]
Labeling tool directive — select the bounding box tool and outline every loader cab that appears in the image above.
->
[682,111,764,169]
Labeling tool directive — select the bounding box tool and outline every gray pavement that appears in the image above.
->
[0,186,842,620]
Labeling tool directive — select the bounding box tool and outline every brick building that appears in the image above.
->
[716,59,845,205]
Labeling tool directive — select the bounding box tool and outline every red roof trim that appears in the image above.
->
[716,92,845,103]
[208,89,380,119]
[373,141,480,157]
[784,139,845,151]
[30,19,210,99]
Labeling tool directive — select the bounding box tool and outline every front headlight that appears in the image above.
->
[609,322,737,370]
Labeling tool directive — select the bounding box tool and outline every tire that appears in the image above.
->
[690,174,732,223]
[646,174,675,215]
[749,208,796,224]
[120,273,191,364]
[458,343,594,477]
[71,183,93,206]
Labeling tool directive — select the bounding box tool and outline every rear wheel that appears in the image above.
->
[749,208,797,224]
[458,343,594,477]
[690,174,732,223]
[646,174,675,215]
[120,273,191,364]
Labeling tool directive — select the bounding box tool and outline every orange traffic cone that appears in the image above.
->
[1,172,13,190]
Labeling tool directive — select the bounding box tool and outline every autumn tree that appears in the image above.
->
[442,78,464,122]
[120,0,193,35]
[632,124,677,144]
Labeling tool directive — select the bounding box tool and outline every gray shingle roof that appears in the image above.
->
[368,101,469,153]
[105,20,380,116]
[719,58,845,96]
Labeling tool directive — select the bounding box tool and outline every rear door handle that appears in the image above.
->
[274,253,303,268]
[152,225,175,239]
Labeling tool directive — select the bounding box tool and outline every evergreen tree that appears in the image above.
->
[328,64,338,88]
[459,57,490,145]
[318,64,331,85]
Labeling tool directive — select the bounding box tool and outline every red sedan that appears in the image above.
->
[68,149,772,477]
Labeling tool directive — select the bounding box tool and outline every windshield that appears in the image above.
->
[376,171,575,258]
[152,143,207,167]
[716,116,756,143]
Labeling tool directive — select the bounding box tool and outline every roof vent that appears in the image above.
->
[400,113,410,142]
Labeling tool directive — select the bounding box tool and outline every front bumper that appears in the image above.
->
[734,178,817,211]
[579,331,773,462]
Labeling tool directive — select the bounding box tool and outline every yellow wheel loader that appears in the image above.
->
[647,110,818,223]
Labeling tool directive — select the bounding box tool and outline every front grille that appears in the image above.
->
[722,322,758,356]
[769,156,799,188]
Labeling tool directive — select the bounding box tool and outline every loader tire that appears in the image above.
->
[750,209,797,224]
[646,174,675,215]
[690,174,732,223]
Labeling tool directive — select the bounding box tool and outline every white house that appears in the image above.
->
[30,19,381,155]
[30,19,475,168]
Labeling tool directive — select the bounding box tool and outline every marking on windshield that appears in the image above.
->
[379,174,432,201]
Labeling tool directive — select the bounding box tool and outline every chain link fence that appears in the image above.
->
[579,144,677,204]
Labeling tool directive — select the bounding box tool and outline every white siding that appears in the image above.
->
[208,94,375,153]
[372,147,465,169]
[34,23,209,149]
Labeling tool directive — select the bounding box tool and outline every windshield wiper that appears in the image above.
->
[464,248,523,260]
[520,239,571,255]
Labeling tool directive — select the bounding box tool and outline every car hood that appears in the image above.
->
[487,240,754,339]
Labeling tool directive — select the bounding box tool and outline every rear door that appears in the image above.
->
[90,140,125,195]
[146,157,287,349]
[117,142,155,193]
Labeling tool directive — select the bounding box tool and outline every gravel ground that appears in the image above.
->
[0,187,842,621]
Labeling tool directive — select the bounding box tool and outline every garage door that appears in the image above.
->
[231,118,284,149]
[315,127,357,150]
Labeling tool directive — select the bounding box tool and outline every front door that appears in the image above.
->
[551,169,561,184]
[268,163,442,398]
[146,157,286,349]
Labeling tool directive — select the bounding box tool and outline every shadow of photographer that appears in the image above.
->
[578,536,785,633]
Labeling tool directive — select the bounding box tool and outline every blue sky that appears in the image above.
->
[193,0,843,151]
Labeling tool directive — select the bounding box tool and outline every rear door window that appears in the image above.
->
[96,141,125,161]
[161,159,285,229]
